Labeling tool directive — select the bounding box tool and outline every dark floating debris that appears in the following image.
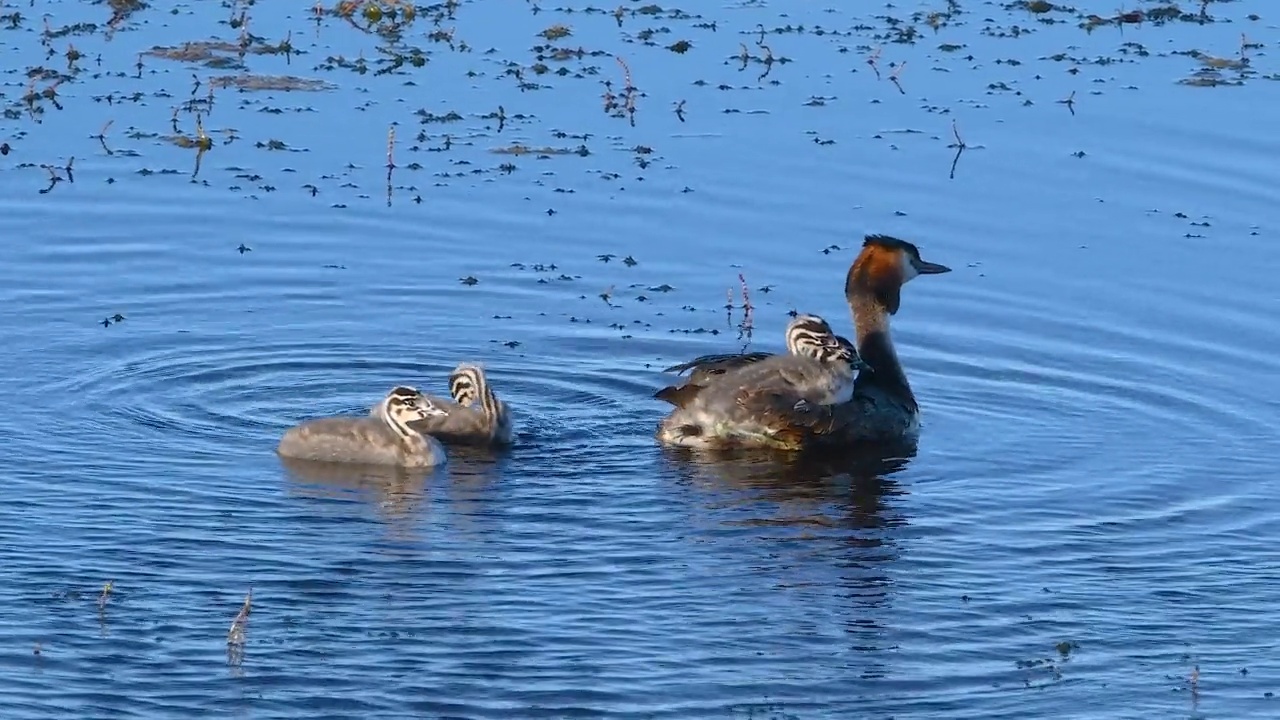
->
[237,244,251,254]
[460,276,478,286]
[539,24,571,41]
[211,74,335,92]
[490,144,589,157]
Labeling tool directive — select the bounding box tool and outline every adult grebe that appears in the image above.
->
[654,235,950,450]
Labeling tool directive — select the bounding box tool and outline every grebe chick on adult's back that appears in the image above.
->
[654,312,868,409]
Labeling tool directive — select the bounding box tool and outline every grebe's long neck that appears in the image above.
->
[478,382,506,434]
[849,292,917,409]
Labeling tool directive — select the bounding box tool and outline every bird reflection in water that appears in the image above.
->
[661,441,916,525]
[661,441,918,681]
[280,444,506,544]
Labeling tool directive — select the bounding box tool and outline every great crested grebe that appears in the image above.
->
[654,234,951,450]
[278,385,449,467]
[377,363,514,446]
[653,312,869,408]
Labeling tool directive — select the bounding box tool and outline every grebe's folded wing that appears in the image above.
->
[661,350,775,377]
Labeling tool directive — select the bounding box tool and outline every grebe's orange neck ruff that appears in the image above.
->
[843,235,951,409]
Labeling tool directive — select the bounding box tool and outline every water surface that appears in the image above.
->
[2,1,1279,717]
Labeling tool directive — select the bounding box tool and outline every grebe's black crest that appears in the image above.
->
[387,386,422,404]
[862,234,923,261]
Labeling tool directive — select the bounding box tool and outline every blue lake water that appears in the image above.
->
[2,1,1279,717]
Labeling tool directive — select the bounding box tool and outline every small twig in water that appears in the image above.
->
[602,79,616,114]
[758,44,774,81]
[227,587,252,647]
[97,580,114,612]
[385,124,396,206]
[737,272,754,341]
[948,120,967,180]
[616,56,638,126]
[674,99,686,122]
[866,46,882,80]
[94,119,115,155]
[1057,90,1076,116]
[889,61,906,95]
[38,157,73,194]
[237,12,251,61]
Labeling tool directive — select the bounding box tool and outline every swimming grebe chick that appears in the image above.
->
[278,385,448,468]
[654,235,950,450]
[377,363,514,446]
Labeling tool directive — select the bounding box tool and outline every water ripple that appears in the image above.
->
[3,0,1280,718]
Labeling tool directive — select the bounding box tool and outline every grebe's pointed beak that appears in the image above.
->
[419,399,449,417]
[913,258,951,275]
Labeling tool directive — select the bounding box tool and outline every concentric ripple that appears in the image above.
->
[58,332,656,470]
[3,0,1280,717]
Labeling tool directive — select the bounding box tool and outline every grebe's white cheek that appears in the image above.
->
[901,253,920,282]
